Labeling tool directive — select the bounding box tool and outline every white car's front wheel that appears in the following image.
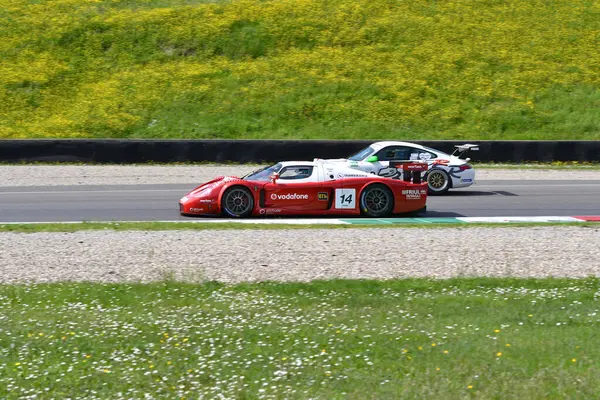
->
[427,169,451,195]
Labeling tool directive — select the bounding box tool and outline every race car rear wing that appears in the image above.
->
[451,144,479,160]
[389,160,428,184]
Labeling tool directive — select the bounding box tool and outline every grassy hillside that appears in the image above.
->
[1,0,599,140]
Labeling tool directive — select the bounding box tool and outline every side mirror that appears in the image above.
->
[270,172,280,183]
[366,155,378,163]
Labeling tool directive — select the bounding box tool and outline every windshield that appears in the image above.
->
[347,146,375,161]
[242,163,283,181]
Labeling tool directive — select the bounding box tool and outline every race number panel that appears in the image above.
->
[335,188,356,209]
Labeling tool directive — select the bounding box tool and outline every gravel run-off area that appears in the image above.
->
[1,227,600,284]
[1,165,600,284]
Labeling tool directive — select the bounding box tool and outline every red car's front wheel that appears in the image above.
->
[222,186,254,218]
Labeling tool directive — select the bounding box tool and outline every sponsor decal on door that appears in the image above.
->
[270,193,309,200]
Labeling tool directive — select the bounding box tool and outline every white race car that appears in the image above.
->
[318,141,479,195]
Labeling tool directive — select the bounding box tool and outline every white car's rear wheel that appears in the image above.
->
[427,169,450,195]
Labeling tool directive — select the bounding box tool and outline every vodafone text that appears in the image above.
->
[270,193,309,200]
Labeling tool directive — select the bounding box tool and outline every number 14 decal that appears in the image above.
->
[335,188,356,209]
[340,194,352,204]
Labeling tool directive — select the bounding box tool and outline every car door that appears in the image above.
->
[262,165,329,211]
[361,146,413,178]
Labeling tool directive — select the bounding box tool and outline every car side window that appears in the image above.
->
[279,166,314,180]
[374,146,411,161]
[408,148,437,161]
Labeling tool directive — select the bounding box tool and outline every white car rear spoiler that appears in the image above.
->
[451,144,479,160]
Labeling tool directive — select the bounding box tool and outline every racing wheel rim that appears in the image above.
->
[363,186,392,214]
[223,188,253,217]
[427,170,449,192]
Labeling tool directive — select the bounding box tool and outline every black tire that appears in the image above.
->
[221,186,254,218]
[360,184,394,217]
[426,168,451,195]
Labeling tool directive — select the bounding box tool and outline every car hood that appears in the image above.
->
[316,158,350,163]
[185,176,243,196]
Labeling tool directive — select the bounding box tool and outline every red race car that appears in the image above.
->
[179,160,428,218]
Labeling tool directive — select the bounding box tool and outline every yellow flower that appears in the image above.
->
[14,362,21,366]
[149,364,154,369]
[528,314,533,318]
[494,329,500,333]
[431,343,436,347]
[496,352,502,357]
[282,357,287,361]
[572,358,576,363]
[468,385,473,389]
[167,361,172,365]
[418,346,423,351]
[103,369,110,373]
[443,350,449,354]
[436,367,440,371]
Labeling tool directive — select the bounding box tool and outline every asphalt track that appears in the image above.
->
[1,180,599,223]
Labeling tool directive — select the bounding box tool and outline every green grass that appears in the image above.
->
[1,0,599,140]
[2,278,600,398]
[0,221,599,233]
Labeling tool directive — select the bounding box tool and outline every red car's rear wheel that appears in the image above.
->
[222,186,254,218]
[360,184,394,217]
